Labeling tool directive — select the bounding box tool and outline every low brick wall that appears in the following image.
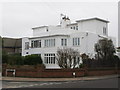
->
[87,68,119,76]
[40,69,85,78]
[6,69,85,78]
[2,64,120,78]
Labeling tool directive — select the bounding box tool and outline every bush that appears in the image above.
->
[2,53,8,64]
[24,54,43,65]
[79,64,84,68]
[7,54,24,65]
[2,53,43,66]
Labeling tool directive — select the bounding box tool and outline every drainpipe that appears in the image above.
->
[86,32,88,55]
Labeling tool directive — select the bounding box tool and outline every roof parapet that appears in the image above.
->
[76,17,109,23]
[32,26,48,30]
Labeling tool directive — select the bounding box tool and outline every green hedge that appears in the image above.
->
[2,54,43,65]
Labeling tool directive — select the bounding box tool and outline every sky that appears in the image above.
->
[0,0,119,45]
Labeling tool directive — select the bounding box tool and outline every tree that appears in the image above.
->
[94,38,116,67]
[80,53,93,68]
[56,48,80,69]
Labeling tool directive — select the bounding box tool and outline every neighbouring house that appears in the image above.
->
[2,37,22,55]
[22,16,116,69]
[116,47,120,58]
[118,5,120,58]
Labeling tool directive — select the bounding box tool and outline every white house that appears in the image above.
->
[22,16,115,69]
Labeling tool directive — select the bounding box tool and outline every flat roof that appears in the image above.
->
[32,26,48,29]
[67,23,77,26]
[29,34,70,39]
[76,17,109,23]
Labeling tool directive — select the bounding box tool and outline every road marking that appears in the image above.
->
[54,82,61,84]
[3,81,63,88]
[40,83,49,86]
[64,82,69,83]
[29,85,34,87]
[9,82,24,84]
[34,84,39,86]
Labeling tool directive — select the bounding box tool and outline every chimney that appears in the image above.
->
[60,15,71,28]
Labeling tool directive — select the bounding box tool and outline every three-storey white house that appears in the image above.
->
[22,16,115,69]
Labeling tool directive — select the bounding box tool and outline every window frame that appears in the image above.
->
[103,27,107,35]
[31,40,41,48]
[44,54,56,64]
[61,38,67,46]
[25,42,29,50]
[44,39,55,47]
[73,37,80,46]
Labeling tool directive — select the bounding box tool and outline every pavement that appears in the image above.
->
[1,74,119,82]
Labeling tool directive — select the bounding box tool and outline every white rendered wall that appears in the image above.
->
[77,20,96,33]
[33,27,47,36]
[95,20,108,36]
[77,20,108,36]
[22,37,29,56]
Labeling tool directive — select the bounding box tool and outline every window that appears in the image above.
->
[44,54,55,64]
[103,27,107,35]
[44,39,55,47]
[26,52,29,54]
[31,41,34,48]
[61,39,67,46]
[73,38,80,46]
[31,40,41,48]
[73,26,75,30]
[25,42,29,49]
[76,26,78,30]
[46,29,48,32]
[70,26,78,30]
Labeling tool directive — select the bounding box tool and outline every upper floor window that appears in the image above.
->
[46,29,49,32]
[61,39,67,46]
[31,40,41,48]
[73,26,75,30]
[25,42,29,50]
[70,26,78,30]
[103,27,107,35]
[44,39,55,47]
[73,38,80,46]
[76,26,78,30]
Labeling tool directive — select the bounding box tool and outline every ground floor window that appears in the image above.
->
[44,54,55,64]
[25,42,29,49]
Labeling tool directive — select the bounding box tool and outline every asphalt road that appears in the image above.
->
[2,77,119,88]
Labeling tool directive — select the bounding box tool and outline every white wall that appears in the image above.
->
[22,37,29,56]
[77,20,108,36]
[95,20,108,36]
[33,26,62,37]
[33,27,47,36]
[77,20,96,33]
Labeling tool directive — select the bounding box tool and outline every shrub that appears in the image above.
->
[24,54,43,65]
[7,54,24,65]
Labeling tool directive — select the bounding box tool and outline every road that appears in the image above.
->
[2,77,119,88]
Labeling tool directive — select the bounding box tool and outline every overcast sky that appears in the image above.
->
[0,1,118,45]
